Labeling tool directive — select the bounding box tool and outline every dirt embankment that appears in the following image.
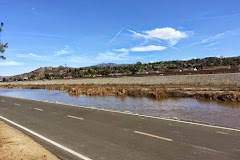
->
[1,73,240,102]
[0,121,59,160]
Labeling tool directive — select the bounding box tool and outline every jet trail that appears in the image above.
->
[109,27,124,43]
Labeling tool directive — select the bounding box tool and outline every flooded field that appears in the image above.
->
[0,88,240,129]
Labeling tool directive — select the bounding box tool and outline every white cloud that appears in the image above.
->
[96,52,129,61]
[128,27,187,46]
[204,42,219,47]
[130,45,167,52]
[144,27,187,40]
[66,55,93,64]
[168,39,180,46]
[96,50,151,62]
[28,53,43,58]
[187,31,229,48]
[127,29,147,38]
[0,61,24,66]
[113,48,129,52]
[17,53,43,58]
[29,53,37,57]
[55,45,73,56]
[201,33,225,43]
[113,45,166,53]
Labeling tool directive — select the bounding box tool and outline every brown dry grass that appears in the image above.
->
[1,83,240,102]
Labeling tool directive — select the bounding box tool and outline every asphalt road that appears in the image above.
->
[0,95,240,160]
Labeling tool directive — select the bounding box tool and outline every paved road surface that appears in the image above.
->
[0,95,240,160]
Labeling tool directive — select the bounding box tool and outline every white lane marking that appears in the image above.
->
[134,131,173,142]
[216,131,229,135]
[0,116,92,160]
[67,115,84,120]
[14,103,21,106]
[1,95,240,132]
[33,108,43,111]
[190,144,221,153]
[1,100,5,102]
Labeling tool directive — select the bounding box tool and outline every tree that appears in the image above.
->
[78,71,84,77]
[30,75,36,80]
[45,74,51,79]
[135,61,144,72]
[0,22,8,59]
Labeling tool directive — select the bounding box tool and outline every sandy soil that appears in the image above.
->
[0,121,60,160]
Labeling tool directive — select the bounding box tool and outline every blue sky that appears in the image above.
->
[0,0,240,76]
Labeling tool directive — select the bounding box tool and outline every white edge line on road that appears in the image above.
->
[216,131,229,135]
[67,115,84,120]
[0,116,92,160]
[134,131,173,142]
[33,108,43,111]
[1,95,240,132]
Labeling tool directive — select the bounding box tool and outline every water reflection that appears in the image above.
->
[0,88,240,129]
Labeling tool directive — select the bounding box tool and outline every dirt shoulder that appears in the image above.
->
[0,121,59,160]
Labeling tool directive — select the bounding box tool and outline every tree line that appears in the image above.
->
[9,56,240,81]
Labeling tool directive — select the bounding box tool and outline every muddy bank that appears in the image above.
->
[1,84,240,102]
[0,121,59,160]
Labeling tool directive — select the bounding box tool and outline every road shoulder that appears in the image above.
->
[0,121,60,160]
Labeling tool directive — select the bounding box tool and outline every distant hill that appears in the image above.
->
[9,56,240,81]
[0,76,10,81]
[12,66,74,80]
[0,76,11,78]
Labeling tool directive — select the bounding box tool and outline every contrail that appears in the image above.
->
[109,27,125,43]
[126,28,146,38]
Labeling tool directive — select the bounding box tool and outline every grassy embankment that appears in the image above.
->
[1,73,240,101]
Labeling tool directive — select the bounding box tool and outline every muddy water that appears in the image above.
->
[0,88,240,129]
